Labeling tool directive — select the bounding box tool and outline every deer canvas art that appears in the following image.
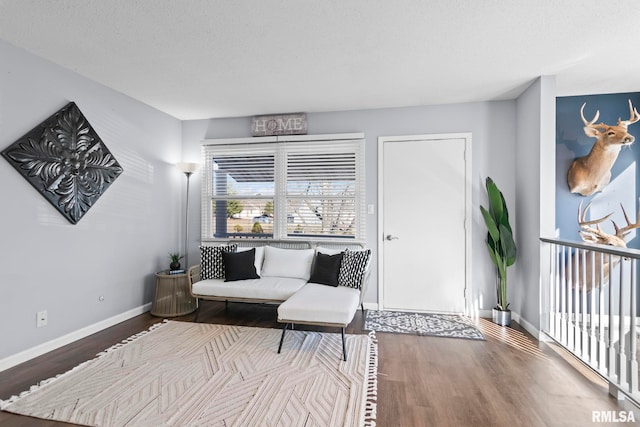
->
[567,100,640,196]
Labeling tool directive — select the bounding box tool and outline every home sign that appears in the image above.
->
[251,113,307,137]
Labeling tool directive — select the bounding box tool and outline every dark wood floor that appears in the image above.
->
[1,302,638,426]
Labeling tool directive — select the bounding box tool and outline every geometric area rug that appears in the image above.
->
[1,321,378,426]
[364,310,485,341]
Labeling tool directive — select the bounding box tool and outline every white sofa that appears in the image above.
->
[187,240,371,360]
[187,240,370,306]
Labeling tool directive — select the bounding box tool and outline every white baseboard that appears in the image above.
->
[476,309,493,318]
[0,303,152,373]
[473,309,542,340]
[362,302,379,311]
[510,311,541,339]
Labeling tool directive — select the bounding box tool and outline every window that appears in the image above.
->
[201,134,365,241]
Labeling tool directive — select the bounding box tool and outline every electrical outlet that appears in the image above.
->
[36,310,47,328]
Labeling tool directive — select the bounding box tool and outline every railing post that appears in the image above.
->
[581,248,589,359]
[598,251,607,373]
[609,253,617,386]
[551,245,561,337]
[630,259,638,394]
[589,250,597,367]
[618,258,627,392]
[562,246,569,347]
[574,249,581,352]
[547,243,554,337]
[568,247,575,350]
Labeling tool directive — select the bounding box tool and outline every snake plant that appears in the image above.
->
[480,177,517,312]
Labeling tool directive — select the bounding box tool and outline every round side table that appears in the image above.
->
[151,270,197,317]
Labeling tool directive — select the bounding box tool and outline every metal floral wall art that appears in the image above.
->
[2,102,123,224]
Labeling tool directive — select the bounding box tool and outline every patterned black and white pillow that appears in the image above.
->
[338,248,371,289]
[200,244,237,280]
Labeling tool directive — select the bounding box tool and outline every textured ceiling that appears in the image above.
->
[1,0,639,120]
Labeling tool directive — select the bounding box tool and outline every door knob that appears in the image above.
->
[385,234,399,241]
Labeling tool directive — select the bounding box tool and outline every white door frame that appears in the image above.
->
[377,133,472,314]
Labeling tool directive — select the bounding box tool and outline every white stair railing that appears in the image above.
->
[541,237,640,402]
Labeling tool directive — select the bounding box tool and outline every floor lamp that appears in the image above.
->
[177,162,200,270]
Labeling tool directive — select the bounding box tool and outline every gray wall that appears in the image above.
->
[0,39,555,364]
[514,76,556,332]
[0,39,182,360]
[182,101,519,315]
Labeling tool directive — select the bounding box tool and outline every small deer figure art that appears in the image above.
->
[572,199,640,291]
[567,100,640,196]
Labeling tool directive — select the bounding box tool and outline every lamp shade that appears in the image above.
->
[176,162,200,174]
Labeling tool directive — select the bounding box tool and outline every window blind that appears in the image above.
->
[201,135,365,241]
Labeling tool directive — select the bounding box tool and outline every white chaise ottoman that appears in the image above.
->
[277,282,360,361]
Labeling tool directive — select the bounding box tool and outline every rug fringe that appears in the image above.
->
[0,320,168,411]
[96,319,167,356]
[364,330,378,427]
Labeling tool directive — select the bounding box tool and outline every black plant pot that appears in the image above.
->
[170,261,181,271]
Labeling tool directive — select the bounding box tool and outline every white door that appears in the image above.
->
[378,134,470,313]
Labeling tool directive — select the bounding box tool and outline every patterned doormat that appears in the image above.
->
[1,321,377,426]
[364,310,485,341]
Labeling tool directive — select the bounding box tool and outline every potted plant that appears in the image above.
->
[480,177,517,326]
[168,253,184,271]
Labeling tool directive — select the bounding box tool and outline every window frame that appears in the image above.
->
[201,133,366,243]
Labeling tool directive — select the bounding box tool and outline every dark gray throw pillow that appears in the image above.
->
[309,252,344,287]
[222,248,260,282]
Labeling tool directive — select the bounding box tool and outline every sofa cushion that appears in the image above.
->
[237,246,265,275]
[277,283,359,326]
[338,249,371,289]
[261,246,315,280]
[315,246,344,256]
[200,244,237,280]
[223,248,260,282]
[309,252,343,287]
[192,276,307,301]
